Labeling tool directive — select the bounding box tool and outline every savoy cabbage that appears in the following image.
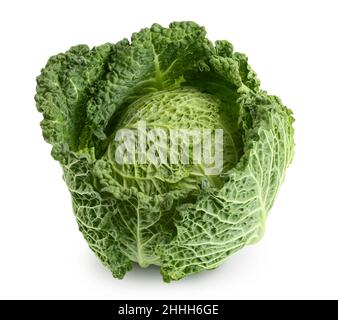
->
[35,21,294,282]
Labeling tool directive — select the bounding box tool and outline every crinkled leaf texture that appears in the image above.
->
[35,22,294,282]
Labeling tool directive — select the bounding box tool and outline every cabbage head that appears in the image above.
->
[35,22,294,282]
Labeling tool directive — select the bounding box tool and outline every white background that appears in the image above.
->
[0,0,337,300]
